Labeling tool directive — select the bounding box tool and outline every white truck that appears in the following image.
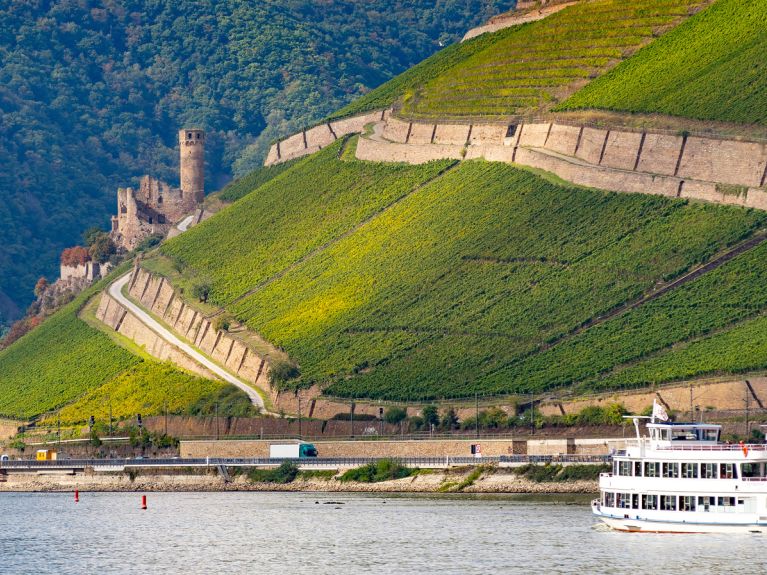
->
[269,442,318,459]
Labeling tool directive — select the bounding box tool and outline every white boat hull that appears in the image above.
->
[593,508,767,534]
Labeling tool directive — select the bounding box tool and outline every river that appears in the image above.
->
[0,492,763,574]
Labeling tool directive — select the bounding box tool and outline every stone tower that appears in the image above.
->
[179,128,205,204]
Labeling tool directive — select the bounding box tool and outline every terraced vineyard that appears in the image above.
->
[559,0,767,125]
[52,362,231,425]
[328,28,507,121]
[217,159,300,203]
[0,273,242,421]
[400,0,707,120]
[163,151,765,401]
[0,282,140,419]
[161,141,455,306]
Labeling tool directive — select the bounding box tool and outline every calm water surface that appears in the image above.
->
[1,492,765,574]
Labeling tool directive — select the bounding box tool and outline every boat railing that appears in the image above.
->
[741,477,767,481]
[656,443,767,451]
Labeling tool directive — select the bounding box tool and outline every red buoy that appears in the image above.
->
[141,495,147,510]
[74,490,79,503]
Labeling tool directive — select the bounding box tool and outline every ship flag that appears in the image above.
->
[652,399,669,422]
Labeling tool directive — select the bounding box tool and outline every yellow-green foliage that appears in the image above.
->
[559,0,767,125]
[167,156,762,401]
[53,362,225,425]
[401,0,705,119]
[162,140,454,306]
[0,282,140,419]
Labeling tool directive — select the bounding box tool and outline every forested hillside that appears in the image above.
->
[0,0,514,325]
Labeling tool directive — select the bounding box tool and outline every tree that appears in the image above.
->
[60,246,90,266]
[82,226,105,247]
[34,277,49,298]
[191,280,212,303]
[88,234,116,263]
[384,406,407,425]
[441,407,459,430]
[421,405,439,428]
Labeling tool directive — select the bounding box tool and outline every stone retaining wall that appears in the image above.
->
[265,110,386,166]
[540,377,767,419]
[353,116,767,211]
[180,436,624,458]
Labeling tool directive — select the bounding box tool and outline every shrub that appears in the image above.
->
[339,459,413,483]
[247,462,299,484]
[383,407,407,425]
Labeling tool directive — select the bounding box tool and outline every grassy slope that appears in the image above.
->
[52,362,226,425]
[400,0,706,119]
[0,270,246,420]
[559,0,767,125]
[161,141,454,306]
[162,148,766,400]
[216,159,301,203]
[328,29,509,120]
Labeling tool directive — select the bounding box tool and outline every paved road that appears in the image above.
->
[177,214,195,232]
[108,273,266,409]
[0,455,611,471]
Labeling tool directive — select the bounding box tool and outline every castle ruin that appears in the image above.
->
[111,129,205,250]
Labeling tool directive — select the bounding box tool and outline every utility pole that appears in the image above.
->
[215,402,219,440]
[350,402,355,438]
[57,411,61,448]
[746,383,751,439]
[690,384,694,423]
[475,392,480,439]
[530,392,534,436]
[297,393,302,438]
[164,400,168,436]
[109,401,113,437]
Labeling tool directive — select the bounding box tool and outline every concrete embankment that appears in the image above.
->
[0,469,598,494]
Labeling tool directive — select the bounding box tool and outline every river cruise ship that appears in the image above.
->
[593,407,767,533]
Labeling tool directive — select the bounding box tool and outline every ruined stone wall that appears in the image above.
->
[112,175,197,250]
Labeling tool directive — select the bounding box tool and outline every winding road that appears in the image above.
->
[108,273,266,409]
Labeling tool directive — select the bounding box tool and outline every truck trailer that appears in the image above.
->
[269,443,318,459]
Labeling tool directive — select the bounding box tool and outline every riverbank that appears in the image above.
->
[0,468,598,494]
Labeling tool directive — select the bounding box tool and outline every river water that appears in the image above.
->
[1,492,764,574]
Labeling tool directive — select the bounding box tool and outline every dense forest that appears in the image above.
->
[0,0,514,326]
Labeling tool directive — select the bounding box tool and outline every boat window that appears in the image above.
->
[661,429,671,441]
[618,461,632,476]
[681,462,698,478]
[741,462,763,478]
[672,428,697,441]
[661,495,677,511]
[617,493,631,509]
[720,463,736,479]
[680,496,696,512]
[633,461,642,477]
[642,494,658,510]
[604,492,615,507]
[644,461,659,478]
[613,461,618,475]
[662,462,679,478]
[698,496,715,511]
[701,429,719,442]
[702,463,718,479]
[631,494,640,509]
[718,496,736,509]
